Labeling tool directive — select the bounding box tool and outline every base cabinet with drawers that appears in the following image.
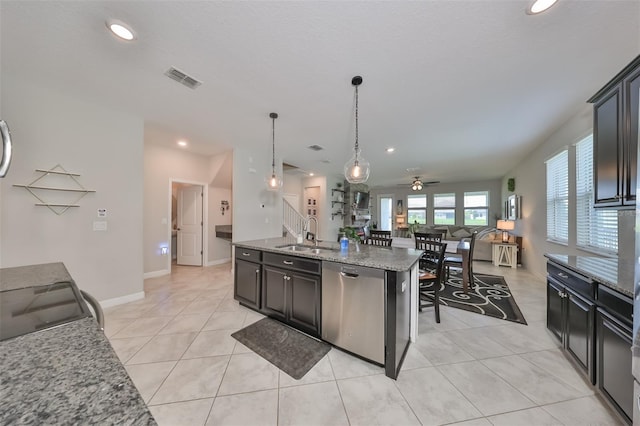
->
[547,259,633,424]
[546,264,596,384]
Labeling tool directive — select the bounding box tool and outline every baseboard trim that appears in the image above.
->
[206,258,231,267]
[100,291,145,309]
[144,269,170,279]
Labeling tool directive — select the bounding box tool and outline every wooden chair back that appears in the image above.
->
[364,236,393,247]
[369,230,392,240]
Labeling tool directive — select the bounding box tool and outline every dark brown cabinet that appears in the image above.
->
[262,253,321,337]
[234,249,262,310]
[589,55,640,207]
[546,262,595,384]
[596,285,633,424]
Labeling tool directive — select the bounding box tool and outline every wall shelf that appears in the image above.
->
[13,164,96,215]
[331,201,345,207]
[331,188,345,196]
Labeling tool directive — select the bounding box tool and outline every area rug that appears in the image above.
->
[231,317,330,379]
[421,270,527,325]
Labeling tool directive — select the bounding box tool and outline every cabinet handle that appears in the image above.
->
[242,252,251,256]
[557,272,569,279]
[557,290,563,297]
[283,260,294,265]
[255,269,260,274]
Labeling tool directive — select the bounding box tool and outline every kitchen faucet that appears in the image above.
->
[303,216,320,247]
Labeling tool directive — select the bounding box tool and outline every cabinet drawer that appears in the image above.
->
[263,252,321,275]
[598,284,632,327]
[547,262,594,299]
[235,248,262,262]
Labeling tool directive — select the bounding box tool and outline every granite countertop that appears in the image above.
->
[545,254,633,298]
[0,262,155,425]
[235,237,422,271]
[0,262,73,291]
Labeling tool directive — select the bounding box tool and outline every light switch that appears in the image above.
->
[93,221,107,231]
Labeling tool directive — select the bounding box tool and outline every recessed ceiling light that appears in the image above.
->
[527,0,558,14]
[309,173,314,177]
[177,140,187,147]
[386,147,395,153]
[106,20,136,41]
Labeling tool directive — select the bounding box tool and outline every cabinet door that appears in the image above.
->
[287,271,321,336]
[262,266,287,320]
[623,64,640,206]
[234,259,261,309]
[597,310,633,423]
[546,279,564,343]
[566,289,595,384]
[593,84,623,207]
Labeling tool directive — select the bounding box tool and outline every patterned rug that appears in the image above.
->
[421,270,527,325]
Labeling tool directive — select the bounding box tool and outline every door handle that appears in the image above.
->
[177,228,181,231]
[340,271,360,279]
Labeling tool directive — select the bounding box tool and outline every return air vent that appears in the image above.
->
[308,145,324,151]
[165,67,202,89]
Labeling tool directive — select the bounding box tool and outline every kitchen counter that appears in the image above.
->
[0,262,73,291]
[0,263,155,425]
[545,254,633,297]
[234,237,423,271]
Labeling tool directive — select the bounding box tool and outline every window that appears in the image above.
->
[464,191,489,226]
[576,135,618,253]
[406,194,426,224]
[434,193,456,225]
[546,150,569,243]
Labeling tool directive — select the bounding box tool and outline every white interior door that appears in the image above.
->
[177,185,203,266]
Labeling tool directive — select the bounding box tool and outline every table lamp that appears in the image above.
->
[496,220,515,243]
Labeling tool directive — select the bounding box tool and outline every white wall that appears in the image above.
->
[500,104,635,279]
[232,148,283,242]
[0,80,144,303]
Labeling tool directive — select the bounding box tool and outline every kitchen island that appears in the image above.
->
[233,237,423,380]
[0,263,155,425]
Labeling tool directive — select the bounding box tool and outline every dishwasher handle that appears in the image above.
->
[340,271,360,279]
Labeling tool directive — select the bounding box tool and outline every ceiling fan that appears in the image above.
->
[407,176,439,191]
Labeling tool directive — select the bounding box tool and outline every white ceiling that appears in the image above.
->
[1,1,639,187]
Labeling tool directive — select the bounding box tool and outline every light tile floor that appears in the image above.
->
[105,262,626,426]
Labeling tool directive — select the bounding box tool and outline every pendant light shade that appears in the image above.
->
[266,112,283,191]
[344,76,370,184]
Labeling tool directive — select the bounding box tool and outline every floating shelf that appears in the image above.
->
[331,212,345,219]
[331,188,345,196]
[331,201,345,207]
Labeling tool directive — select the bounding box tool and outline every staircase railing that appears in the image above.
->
[283,198,305,239]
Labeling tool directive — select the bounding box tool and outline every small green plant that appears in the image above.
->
[339,227,359,240]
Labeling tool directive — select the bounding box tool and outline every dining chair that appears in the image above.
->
[417,241,447,323]
[414,231,443,244]
[443,231,477,284]
[364,236,393,247]
[369,230,392,240]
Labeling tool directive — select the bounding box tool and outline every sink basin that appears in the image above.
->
[275,244,311,252]
[275,244,337,254]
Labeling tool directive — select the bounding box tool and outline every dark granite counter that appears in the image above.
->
[0,262,73,291]
[0,263,155,425]
[545,254,633,297]
[234,236,422,271]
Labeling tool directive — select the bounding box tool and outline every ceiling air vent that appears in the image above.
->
[165,67,202,89]
[308,145,324,151]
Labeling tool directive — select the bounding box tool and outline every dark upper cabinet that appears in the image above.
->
[589,55,640,207]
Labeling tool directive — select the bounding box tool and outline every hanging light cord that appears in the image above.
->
[354,84,359,160]
[271,115,276,173]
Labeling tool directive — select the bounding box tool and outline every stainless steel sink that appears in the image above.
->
[275,244,311,252]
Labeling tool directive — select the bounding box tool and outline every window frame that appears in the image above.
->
[463,191,489,226]
[433,193,456,225]
[406,194,427,225]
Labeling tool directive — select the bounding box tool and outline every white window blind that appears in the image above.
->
[576,135,618,253]
[464,191,489,226]
[546,150,568,243]
[434,193,456,225]
[407,194,427,224]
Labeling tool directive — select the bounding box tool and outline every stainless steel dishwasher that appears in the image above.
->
[322,261,385,364]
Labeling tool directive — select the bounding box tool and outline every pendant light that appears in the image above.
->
[266,112,283,191]
[344,76,370,183]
